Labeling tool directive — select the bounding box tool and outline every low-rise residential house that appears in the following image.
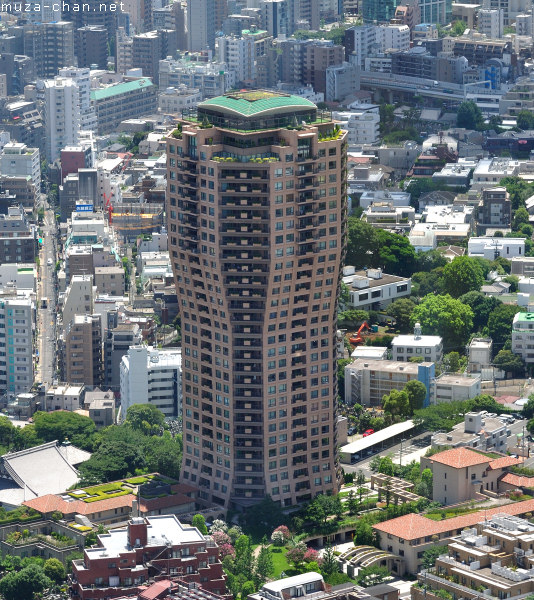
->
[363,202,415,231]
[391,324,443,363]
[342,266,411,311]
[432,374,482,403]
[44,384,84,411]
[468,338,492,373]
[468,237,525,260]
[477,187,511,233]
[511,256,534,275]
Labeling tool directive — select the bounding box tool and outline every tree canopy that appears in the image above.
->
[345,219,416,277]
[387,298,416,333]
[404,380,427,412]
[456,101,483,129]
[442,256,484,298]
[458,291,502,333]
[487,304,521,352]
[410,294,474,349]
[32,411,96,450]
[124,404,165,434]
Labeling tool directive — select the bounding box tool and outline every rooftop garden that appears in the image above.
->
[0,506,40,525]
[67,474,176,503]
[5,530,76,548]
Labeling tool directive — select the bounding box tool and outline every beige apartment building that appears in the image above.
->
[413,514,534,600]
[166,90,347,508]
[94,266,125,296]
[421,447,522,505]
[374,497,534,575]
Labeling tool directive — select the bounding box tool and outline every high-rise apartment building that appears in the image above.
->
[62,314,103,386]
[0,297,34,396]
[166,90,347,508]
[58,67,97,132]
[23,21,74,78]
[42,77,81,163]
[187,0,216,51]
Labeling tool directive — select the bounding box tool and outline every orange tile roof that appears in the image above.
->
[428,448,492,469]
[501,473,534,487]
[139,579,172,600]
[489,456,524,470]
[373,498,534,540]
[23,493,134,516]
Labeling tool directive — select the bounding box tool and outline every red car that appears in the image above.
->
[363,429,375,437]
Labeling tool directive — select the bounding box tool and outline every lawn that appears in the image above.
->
[269,547,296,578]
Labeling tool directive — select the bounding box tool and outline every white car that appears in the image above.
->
[47,258,53,266]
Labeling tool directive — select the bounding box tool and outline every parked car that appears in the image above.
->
[347,427,357,436]
[363,429,375,437]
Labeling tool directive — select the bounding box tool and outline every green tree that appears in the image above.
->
[321,545,339,577]
[0,564,51,600]
[523,395,534,419]
[443,351,464,373]
[516,110,534,131]
[234,535,255,582]
[458,291,502,332]
[442,256,484,298]
[404,380,427,412]
[306,494,343,527]
[422,545,448,568]
[500,176,534,211]
[241,581,256,598]
[43,558,66,583]
[513,207,530,231]
[412,270,445,297]
[378,456,395,476]
[33,410,96,450]
[387,298,416,333]
[338,309,369,328]
[457,100,483,129]
[78,426,146,483]
[143,431,183,480]
[192,514,208,535]
[354,519,375,546]
[414,400,472,431]
[239,495,287,540]
[487,304,521,351]
[255,542,274,587]
[125,404,165,434]
[503,275,520,292]
[411,294,474,349]
[383,389,410,418]
[493,350,525,377]
[346,218,379,269]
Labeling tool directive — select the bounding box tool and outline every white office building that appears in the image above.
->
[391,323,443,363]
[0,297,34,396]
[0,143,40,191]
[478,9,504,38]
[120,345,182,420]
[468,237,525,260]
[42,77,81,163]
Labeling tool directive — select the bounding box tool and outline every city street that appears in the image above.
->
[35,205,58,386]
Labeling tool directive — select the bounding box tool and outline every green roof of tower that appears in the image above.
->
[198,90,316,118]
